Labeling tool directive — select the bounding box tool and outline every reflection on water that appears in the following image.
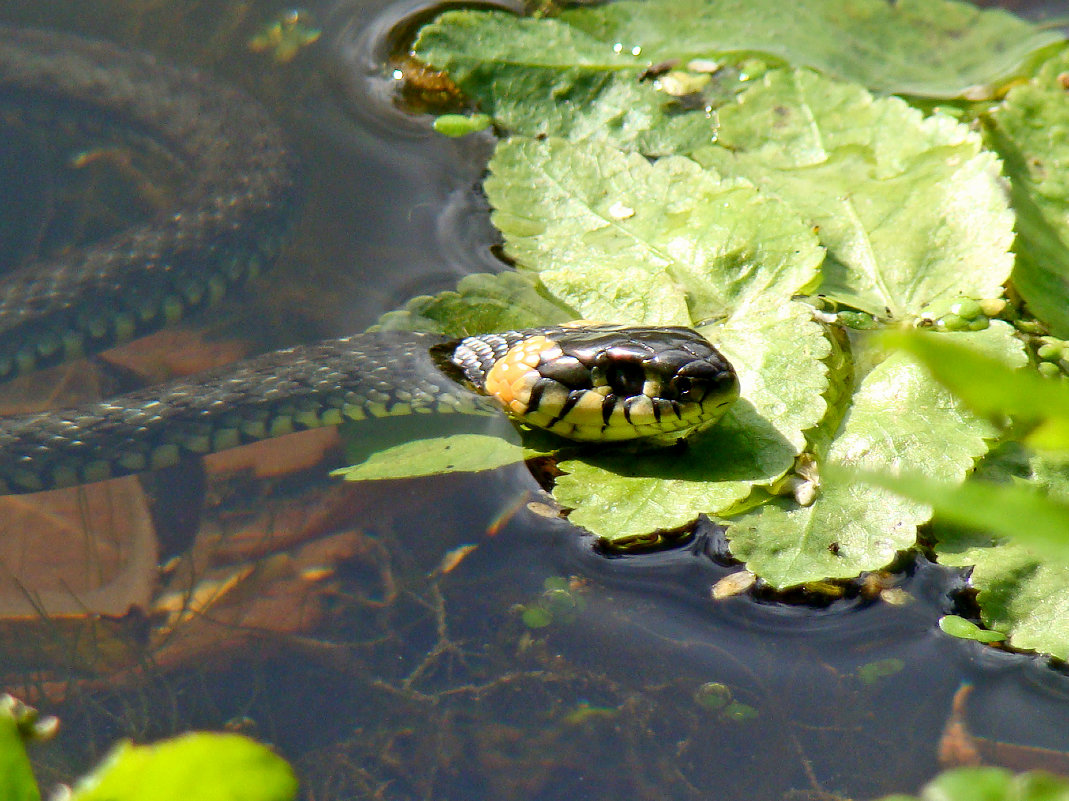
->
[0,0,1067,799]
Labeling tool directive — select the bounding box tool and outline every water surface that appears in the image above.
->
[0,1,1066,798]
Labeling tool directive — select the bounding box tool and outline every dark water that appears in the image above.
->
[0,1,1067,799]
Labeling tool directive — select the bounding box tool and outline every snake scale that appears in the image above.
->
[0,25,738,495]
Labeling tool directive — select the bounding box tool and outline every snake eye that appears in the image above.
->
[607,363,645,396]
[674,376,693,399]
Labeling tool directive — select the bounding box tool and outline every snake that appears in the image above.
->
[0,24,740,495]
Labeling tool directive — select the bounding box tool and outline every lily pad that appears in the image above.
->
[726,326,1020,588]
[360,2,1060,583]
[413,0,1061,164]
[485,137,824,324]
[558,0,1060,99]
[413,10,728,156]
[695,69,1015,319]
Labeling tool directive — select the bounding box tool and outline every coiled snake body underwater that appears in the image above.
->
[0,25,739,495]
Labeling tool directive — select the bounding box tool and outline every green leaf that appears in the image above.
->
[560,0,1060,99]
[413,0,1061,161]
[880,767,1069,801]
[432,113,492,137]
[413,9,724,156]
[931,447,1069,659]
[0,700,40,801]
[333,434,535,480]
[554,298,830,543]
[884,327,1069,450]
[855,467,1069,564]
[485,137,824,324]
[695,69,1014,319]
[939,615,1006,644]
[69,732,297,801]
[940,536,1069,660]
[374,271,575,337]
[986,48,1069,338]
[709,297,833,454]
[726,327,1018,587]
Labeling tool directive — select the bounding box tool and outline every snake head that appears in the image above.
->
[450,324,739,442]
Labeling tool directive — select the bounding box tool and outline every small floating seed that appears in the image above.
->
[1038,343,1064,360]
[1038,361,1061,378]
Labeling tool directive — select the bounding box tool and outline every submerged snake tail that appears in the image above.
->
[0,25,296,380]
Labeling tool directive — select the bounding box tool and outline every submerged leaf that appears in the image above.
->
[695,69,1014,319]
